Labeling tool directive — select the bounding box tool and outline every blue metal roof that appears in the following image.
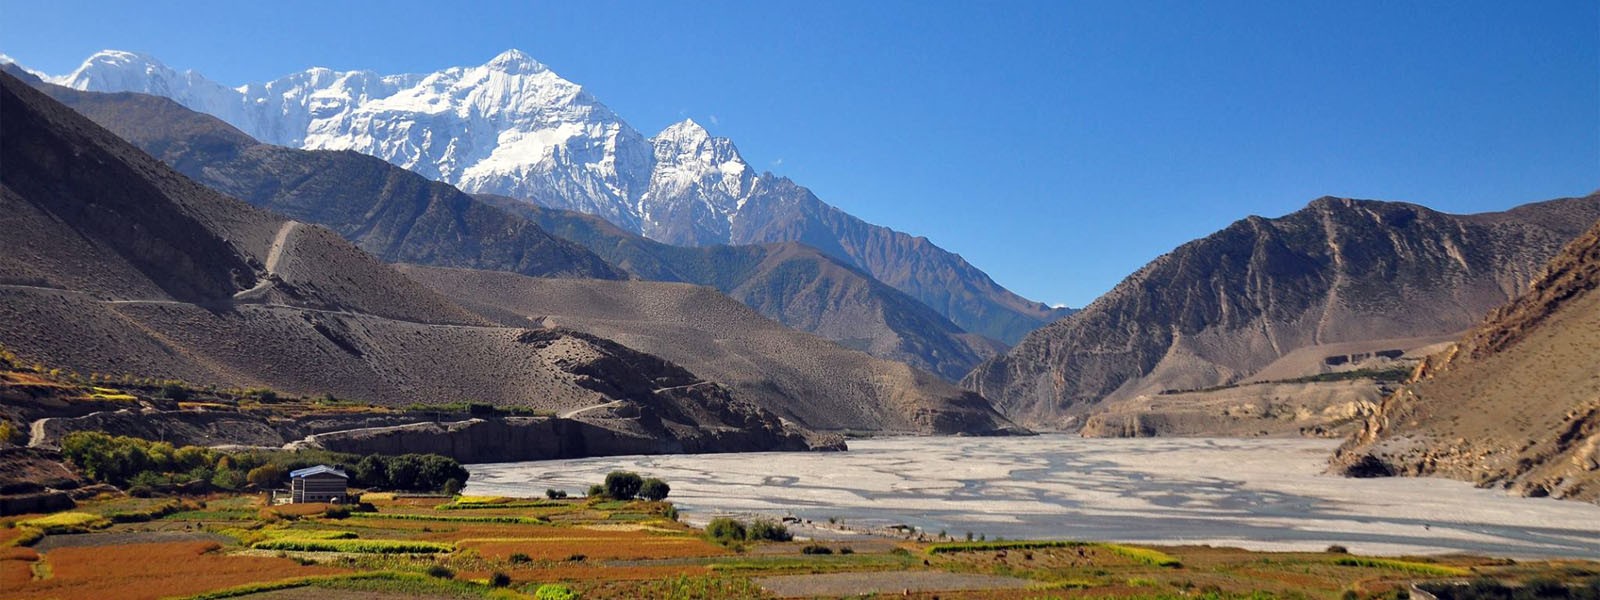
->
[289,465,348,479]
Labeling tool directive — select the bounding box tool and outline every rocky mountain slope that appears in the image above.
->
[399,266,1020,434]
[0,70,824,454]
[1334,216,1600,502]
[17,77,999,380]
[45,49,1070,344]
[480,195,1004,379]
[965,195,1600,429]
[21,73,622,281]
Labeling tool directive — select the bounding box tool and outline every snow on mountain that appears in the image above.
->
[48,49,1070,343]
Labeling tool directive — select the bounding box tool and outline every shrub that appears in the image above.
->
[545,488,567,499]
[489,571,511,587]
[705,517,747,542]
[508,553,532,564]
[323,505,352,519]
[534,583,579,600]
[839,547,854,555]
[161,383,192,401]
[747,518,792,542]
[604,471,643,500]
[587,484,606,498]
[566,553,586,562]
[801,544,833,555]
[442,478,463,496]
[425,564,455,579]
[638,478,670,501]
[1326,544,1350,554]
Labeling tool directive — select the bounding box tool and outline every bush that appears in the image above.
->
[587,484,606,498]
[604,471,643,500]
[161,383,192,401]
[442,478,463,496]
[801,544,833,555]
[508,553,532,564]
[705,517,747,542]
[638,478,670,501]
[747,518,792,542]
[425,564,455,579]
[1326,544,1350,554]
[545,488,567,499]
[489,571,511,587]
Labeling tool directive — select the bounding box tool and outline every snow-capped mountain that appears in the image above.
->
[49,49,1071,343]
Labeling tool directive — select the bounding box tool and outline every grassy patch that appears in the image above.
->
[251,538,454,554]
[1332,556,1470,576]
[1101,543,1183,568]
[18,512,111,534]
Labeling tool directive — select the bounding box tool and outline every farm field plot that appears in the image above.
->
[3,489,1599,599]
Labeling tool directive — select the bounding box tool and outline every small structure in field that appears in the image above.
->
[288,465,349,503]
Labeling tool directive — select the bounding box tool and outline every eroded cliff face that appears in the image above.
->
[1334,217,1600,502]
[965,195,1600,430]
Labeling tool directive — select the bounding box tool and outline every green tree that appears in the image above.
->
[353,455,387,488]
[603,471,643,500]
[247,464,287,489]
[638,478,670,501]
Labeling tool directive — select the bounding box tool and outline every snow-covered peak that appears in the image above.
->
[484,49,547,75]
[54,49,177,90]
[657,118,711,141]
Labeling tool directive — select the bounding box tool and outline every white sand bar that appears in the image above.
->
[464,436,1600,558]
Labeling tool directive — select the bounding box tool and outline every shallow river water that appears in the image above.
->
[464,436,1600,558]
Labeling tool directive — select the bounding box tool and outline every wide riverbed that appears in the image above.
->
[464,436,1600,558]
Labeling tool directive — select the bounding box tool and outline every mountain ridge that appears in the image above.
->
[965,194,1600,428]
[44,49,1071,344]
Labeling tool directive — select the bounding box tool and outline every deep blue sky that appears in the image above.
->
[5,1,1597,307]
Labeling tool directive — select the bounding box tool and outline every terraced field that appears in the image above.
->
[4,489,1599,599]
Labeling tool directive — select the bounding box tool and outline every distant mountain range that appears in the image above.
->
[44,49,1071,344]
[17,71,998,380]
[1336,214,1600,502]
[966,195,1600,428]
[0,69,1007,448]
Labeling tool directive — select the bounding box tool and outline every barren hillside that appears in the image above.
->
[1334,216,1600,502]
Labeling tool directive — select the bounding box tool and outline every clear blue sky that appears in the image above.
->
[4,0,1597,307]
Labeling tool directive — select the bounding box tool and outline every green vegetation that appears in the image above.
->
[638,477,670,501]
[60,431,467,493]
[179,571,507,600]
[403,400,550,417]
[603,471,643,500]
[1102,543,1183,568]
[252,538,454,554]
[704,517,790,545]
[18,512,111,534]
[533,583,580,600]
[1332,556,1471,576]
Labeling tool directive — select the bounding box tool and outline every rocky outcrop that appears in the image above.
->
[966,195,1600,429]
[1334,216,1600,502]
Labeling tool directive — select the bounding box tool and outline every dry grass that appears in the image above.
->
[7,541,346,600]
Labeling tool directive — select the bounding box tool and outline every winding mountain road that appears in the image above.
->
[233,220,300,300]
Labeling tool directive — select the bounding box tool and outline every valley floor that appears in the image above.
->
[466,436,1600,559]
